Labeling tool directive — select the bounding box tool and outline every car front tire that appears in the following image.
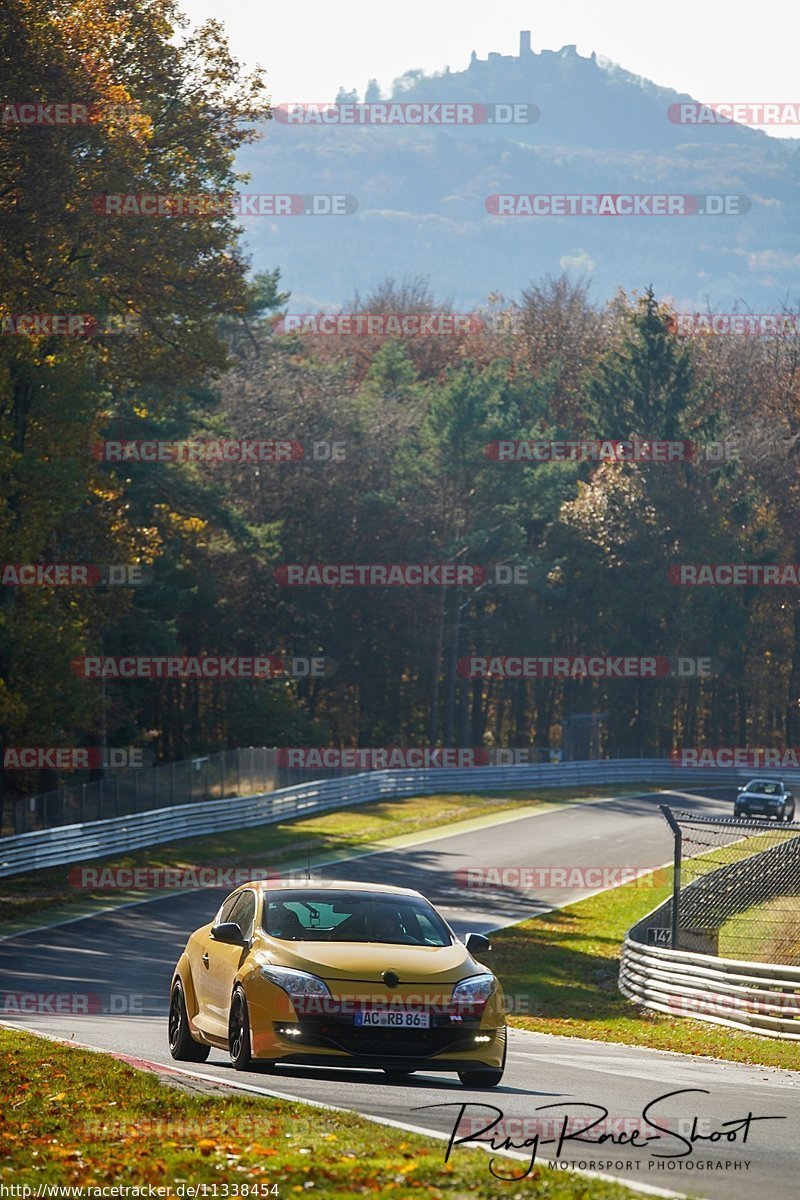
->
[229,986,252,1070]
[458,1066,505,1088]
[168,980,210,1062]
[458,1031,506,1088]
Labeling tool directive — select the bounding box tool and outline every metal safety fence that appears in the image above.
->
[0,757,749,879]
[619,937,800,1040]
[620,807,800,1039]
[6,748,792,837]
[2,747,342,836]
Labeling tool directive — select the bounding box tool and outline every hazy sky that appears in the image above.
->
[178,0,799,135]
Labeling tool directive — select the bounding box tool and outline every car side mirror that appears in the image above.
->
[211,921,246,946]
[465,932,491,955]
[736,787,744,793]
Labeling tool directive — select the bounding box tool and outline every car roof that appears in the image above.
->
[745,779,785,787]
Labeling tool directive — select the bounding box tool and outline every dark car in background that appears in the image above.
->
[734,780,795,822]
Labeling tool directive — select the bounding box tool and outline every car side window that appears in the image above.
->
[416,910,447,944]
[217,891,240,925]
[228,890,256,941]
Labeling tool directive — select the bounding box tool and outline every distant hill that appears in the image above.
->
[236,32,800,310]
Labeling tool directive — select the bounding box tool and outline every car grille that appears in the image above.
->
[274,1016,486,1058]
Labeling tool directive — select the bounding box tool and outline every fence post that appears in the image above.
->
[660,804,682,951]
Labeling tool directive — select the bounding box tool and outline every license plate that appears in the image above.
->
[355,1008,430,1028]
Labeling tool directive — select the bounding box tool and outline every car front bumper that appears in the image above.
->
[246,977,507,1069]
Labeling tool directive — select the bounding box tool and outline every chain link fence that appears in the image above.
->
[1,748,350,836]
[3,744,672,836]
[632,808,800,965]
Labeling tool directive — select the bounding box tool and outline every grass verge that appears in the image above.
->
[0,1027,647,1198]
[493,867,800,1070]
[0,785,651,928]
[719,895,800,964]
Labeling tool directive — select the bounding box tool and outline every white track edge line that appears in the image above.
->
[0,1020,693,1200]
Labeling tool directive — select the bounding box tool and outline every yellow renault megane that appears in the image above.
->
[169,880,506,1086]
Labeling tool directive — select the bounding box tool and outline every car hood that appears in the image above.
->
[255,938,483,983]
[742,791,783,800]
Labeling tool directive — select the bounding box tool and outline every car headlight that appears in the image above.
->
[451,973,497,1011]
[259,965,332,1004]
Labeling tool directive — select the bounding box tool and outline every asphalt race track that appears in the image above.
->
[2,787,799,1199]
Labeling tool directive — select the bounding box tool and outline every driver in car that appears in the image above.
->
[267,902,306,940]
[372,909,417,944]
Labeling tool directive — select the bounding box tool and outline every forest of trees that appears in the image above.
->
[3,1,800,812]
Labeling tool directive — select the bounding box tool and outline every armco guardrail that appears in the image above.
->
[4,746,347,836]
[0,756,780,879]
[620,809,800,1039]
[619,934,800,1040]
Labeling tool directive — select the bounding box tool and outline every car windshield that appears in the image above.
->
[746,781,780,794]
[262,890,452,946]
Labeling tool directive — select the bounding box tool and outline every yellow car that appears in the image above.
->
[169,880,507,1087]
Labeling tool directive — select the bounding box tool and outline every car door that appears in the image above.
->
[193,892,250,1041]
[202,889,256,1038]
[193,890,238,1033]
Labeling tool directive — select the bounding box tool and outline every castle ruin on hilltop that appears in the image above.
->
[469,30,595,67]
